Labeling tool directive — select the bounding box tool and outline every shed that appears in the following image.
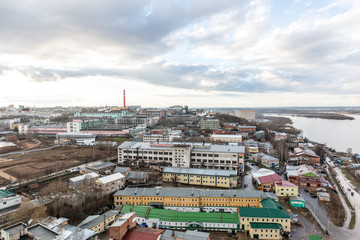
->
[289,196,305,208]
[317,192,330,202]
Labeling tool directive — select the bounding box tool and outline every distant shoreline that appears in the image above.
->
[291,113,354,120]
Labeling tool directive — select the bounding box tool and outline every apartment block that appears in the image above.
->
[200,119,220,130]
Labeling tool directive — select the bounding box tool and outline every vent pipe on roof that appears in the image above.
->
[134,190,137,195]
[157,190,160,195]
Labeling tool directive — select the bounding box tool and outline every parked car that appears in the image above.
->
[310,192,317,198]
[286,210,299,223]
[304,188,309,192]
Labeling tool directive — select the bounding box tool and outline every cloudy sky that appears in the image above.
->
[1,0,359,107]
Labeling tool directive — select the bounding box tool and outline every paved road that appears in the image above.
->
[0,145,60,158]
[241,163,258,190]
[324,161,351,228]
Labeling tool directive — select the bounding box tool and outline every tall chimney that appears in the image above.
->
[123,89,126,107]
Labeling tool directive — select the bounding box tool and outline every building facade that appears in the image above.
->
[143,133,173,142]
[200,119,220,130]
[210,134,242,143]
[96,173,125,194]
[233,110,256,120]
[0,190,22,211]
[162,167,238,188]
[238,126,256,133]
[118,141,245,172]
[116,116,158,127]
[114,187,276,210]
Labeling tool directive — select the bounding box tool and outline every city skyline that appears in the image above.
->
[1,0,360,107]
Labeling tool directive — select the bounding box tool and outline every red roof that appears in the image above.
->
[275,180,297,187]
[123,228,164,240]
[258,174,282,184]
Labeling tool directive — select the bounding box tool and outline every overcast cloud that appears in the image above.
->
[0,0,359,107]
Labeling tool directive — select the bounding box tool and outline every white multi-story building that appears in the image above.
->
[118,141,245,173]
[67,119,82,133]
[17,123,28,134]
[116,116,159,127]
[143,133,173,143]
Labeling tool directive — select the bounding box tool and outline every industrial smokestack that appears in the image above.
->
[123,89,126,107]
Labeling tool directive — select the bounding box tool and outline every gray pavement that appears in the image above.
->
[241,162,258,190]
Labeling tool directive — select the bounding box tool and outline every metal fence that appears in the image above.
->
[305,204,329,235]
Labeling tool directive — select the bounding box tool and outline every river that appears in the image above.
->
[280,114,360,154]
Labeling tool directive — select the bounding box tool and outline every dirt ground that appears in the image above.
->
[319,193,345,227]
[0,176,10,186]
[0,146,117,184]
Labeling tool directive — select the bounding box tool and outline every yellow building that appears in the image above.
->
[249,223,283,239]
[239,198,291,236]
[274,180,298,197]
[113,187,275,209]
[210,134,242,143]
[162,167,238,188]
[78,210,117,233]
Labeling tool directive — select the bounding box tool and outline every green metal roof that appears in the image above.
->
[131,206,149,218]
[239,207,290,219]
[302,172,319,178]
[120,205,240,224]
[250,222,283,230]
[221,213,241,223]
[120,205,133,214]
[260,199,283,209]
[0,189,15,199]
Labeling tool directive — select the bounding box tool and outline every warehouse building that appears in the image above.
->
[162,167,238,188]
[118,141,245,173]
[114,187,277,212]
